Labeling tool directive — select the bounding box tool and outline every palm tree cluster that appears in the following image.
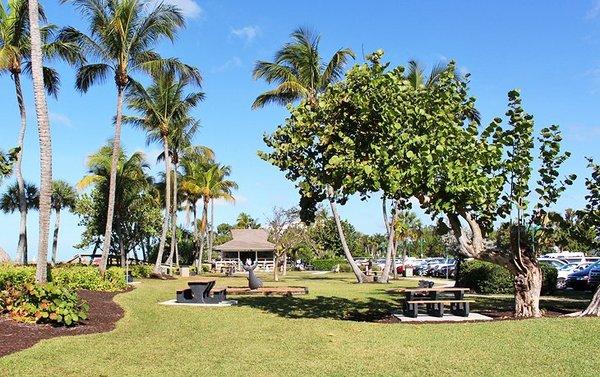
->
[0,0,235,281]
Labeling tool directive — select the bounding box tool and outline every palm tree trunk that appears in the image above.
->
[28,0,52,283]
[381,197,394,282]
[208,198,214,263]
[196,198,209,273]
[168,163,179,268]
[51,208,61,266]
[13,73,29,265]
[153,137,171,274]
[99,85,125,275]
[326,185,367,283]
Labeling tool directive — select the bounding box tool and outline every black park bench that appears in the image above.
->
[176,280,227,304]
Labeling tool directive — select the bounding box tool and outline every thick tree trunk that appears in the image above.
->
[100,85,125,275]
[28,0,52,283]
[327,186,368,283]
[13,73,28,265]
[447,212,543,318]
[51,208,61,266]
[380,216,396,283]
[154,137,172,274]
[581,287,600,316]
[392,239,398,279]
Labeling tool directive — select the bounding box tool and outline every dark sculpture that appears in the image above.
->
[243,261,263,290]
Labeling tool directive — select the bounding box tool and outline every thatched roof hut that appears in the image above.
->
[0,247,11,264]
[214,229,275,270]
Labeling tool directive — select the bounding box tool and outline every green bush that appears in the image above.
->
[50,265,125,291]
[457,260,513,294]
[541,263,558,295]
[311,259,351,272]
[458,260,559,295]
[0,264,35,289]
[130,264,153,278]
[0,283,88,326]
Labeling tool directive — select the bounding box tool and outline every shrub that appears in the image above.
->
[0,264,36,289]
[457,260,513,294]
[311,259,351,272]
[130,264,153,278]
[0,283,88,326]
[541,263,558,295]
[458,260,559,295]
[51,266,125,291]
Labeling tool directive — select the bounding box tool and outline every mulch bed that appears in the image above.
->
[0,289,126,357]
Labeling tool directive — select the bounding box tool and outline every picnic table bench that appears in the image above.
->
[400,287,473,318]
[176,280,227,304]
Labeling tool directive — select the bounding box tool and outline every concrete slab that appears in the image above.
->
[393,312,493,322]
[159,299,238,307]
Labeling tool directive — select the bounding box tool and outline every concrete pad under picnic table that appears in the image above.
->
[159,299,238,307]
[393,312,493,322]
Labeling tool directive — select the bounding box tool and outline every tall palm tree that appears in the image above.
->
[251,27,354,109]
[50,180,77,265]
[25,0,51,282]
[235,212,260,229]
[1,0,82,265]
[78,143,152,267]
[62,0,201,274]
[123,71,204,273]
[180,159,237,270]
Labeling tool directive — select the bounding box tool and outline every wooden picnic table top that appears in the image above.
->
[401,287,470,293]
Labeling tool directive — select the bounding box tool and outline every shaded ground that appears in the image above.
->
[0,289,125,357]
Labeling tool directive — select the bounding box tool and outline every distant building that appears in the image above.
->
[0,247,11,263]
[214,229,275,271]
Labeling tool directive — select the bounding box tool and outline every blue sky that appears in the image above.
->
[1,0,599,262]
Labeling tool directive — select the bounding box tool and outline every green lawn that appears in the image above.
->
[1,272,599,376]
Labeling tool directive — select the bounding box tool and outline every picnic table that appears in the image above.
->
[400,287,473,318]
[176,280,227,304]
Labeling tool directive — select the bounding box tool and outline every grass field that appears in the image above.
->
[1,272,599,376]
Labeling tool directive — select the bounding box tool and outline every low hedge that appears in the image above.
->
[130,264,154,278]
[311,259,352,272]
[458,260,558,295]
[0,283,88,326]
[0,264,125,292]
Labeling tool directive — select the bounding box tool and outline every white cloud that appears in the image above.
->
[155,0,202,19]
[50,113,73,128]
[587,0,600,19]
[210,56,242,74]
[231,26,261,43]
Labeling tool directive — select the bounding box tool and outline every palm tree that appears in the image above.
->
[50,180,77,265]
[1,181,39,214]
[123,70,204,273]
[62,0,201,274]
[235,212,260,229]
[25,0,51,282]
[1,0,82,265]
[405,60,481,124]
[180,159,237,270]
[78,143,152,267]
[251,27,354,109]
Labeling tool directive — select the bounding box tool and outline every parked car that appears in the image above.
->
[565,261,600,291]
[557,262,592,289]
[538,258,568,270]
[588,264,600,289]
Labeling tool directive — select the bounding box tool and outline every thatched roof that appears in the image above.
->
[0,247,11,263]
[214,229,275,252]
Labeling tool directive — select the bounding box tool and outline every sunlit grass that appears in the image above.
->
[1,272,599,376]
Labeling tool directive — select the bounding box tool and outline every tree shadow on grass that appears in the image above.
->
[235,295,400,322]
[470,291,591,316]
